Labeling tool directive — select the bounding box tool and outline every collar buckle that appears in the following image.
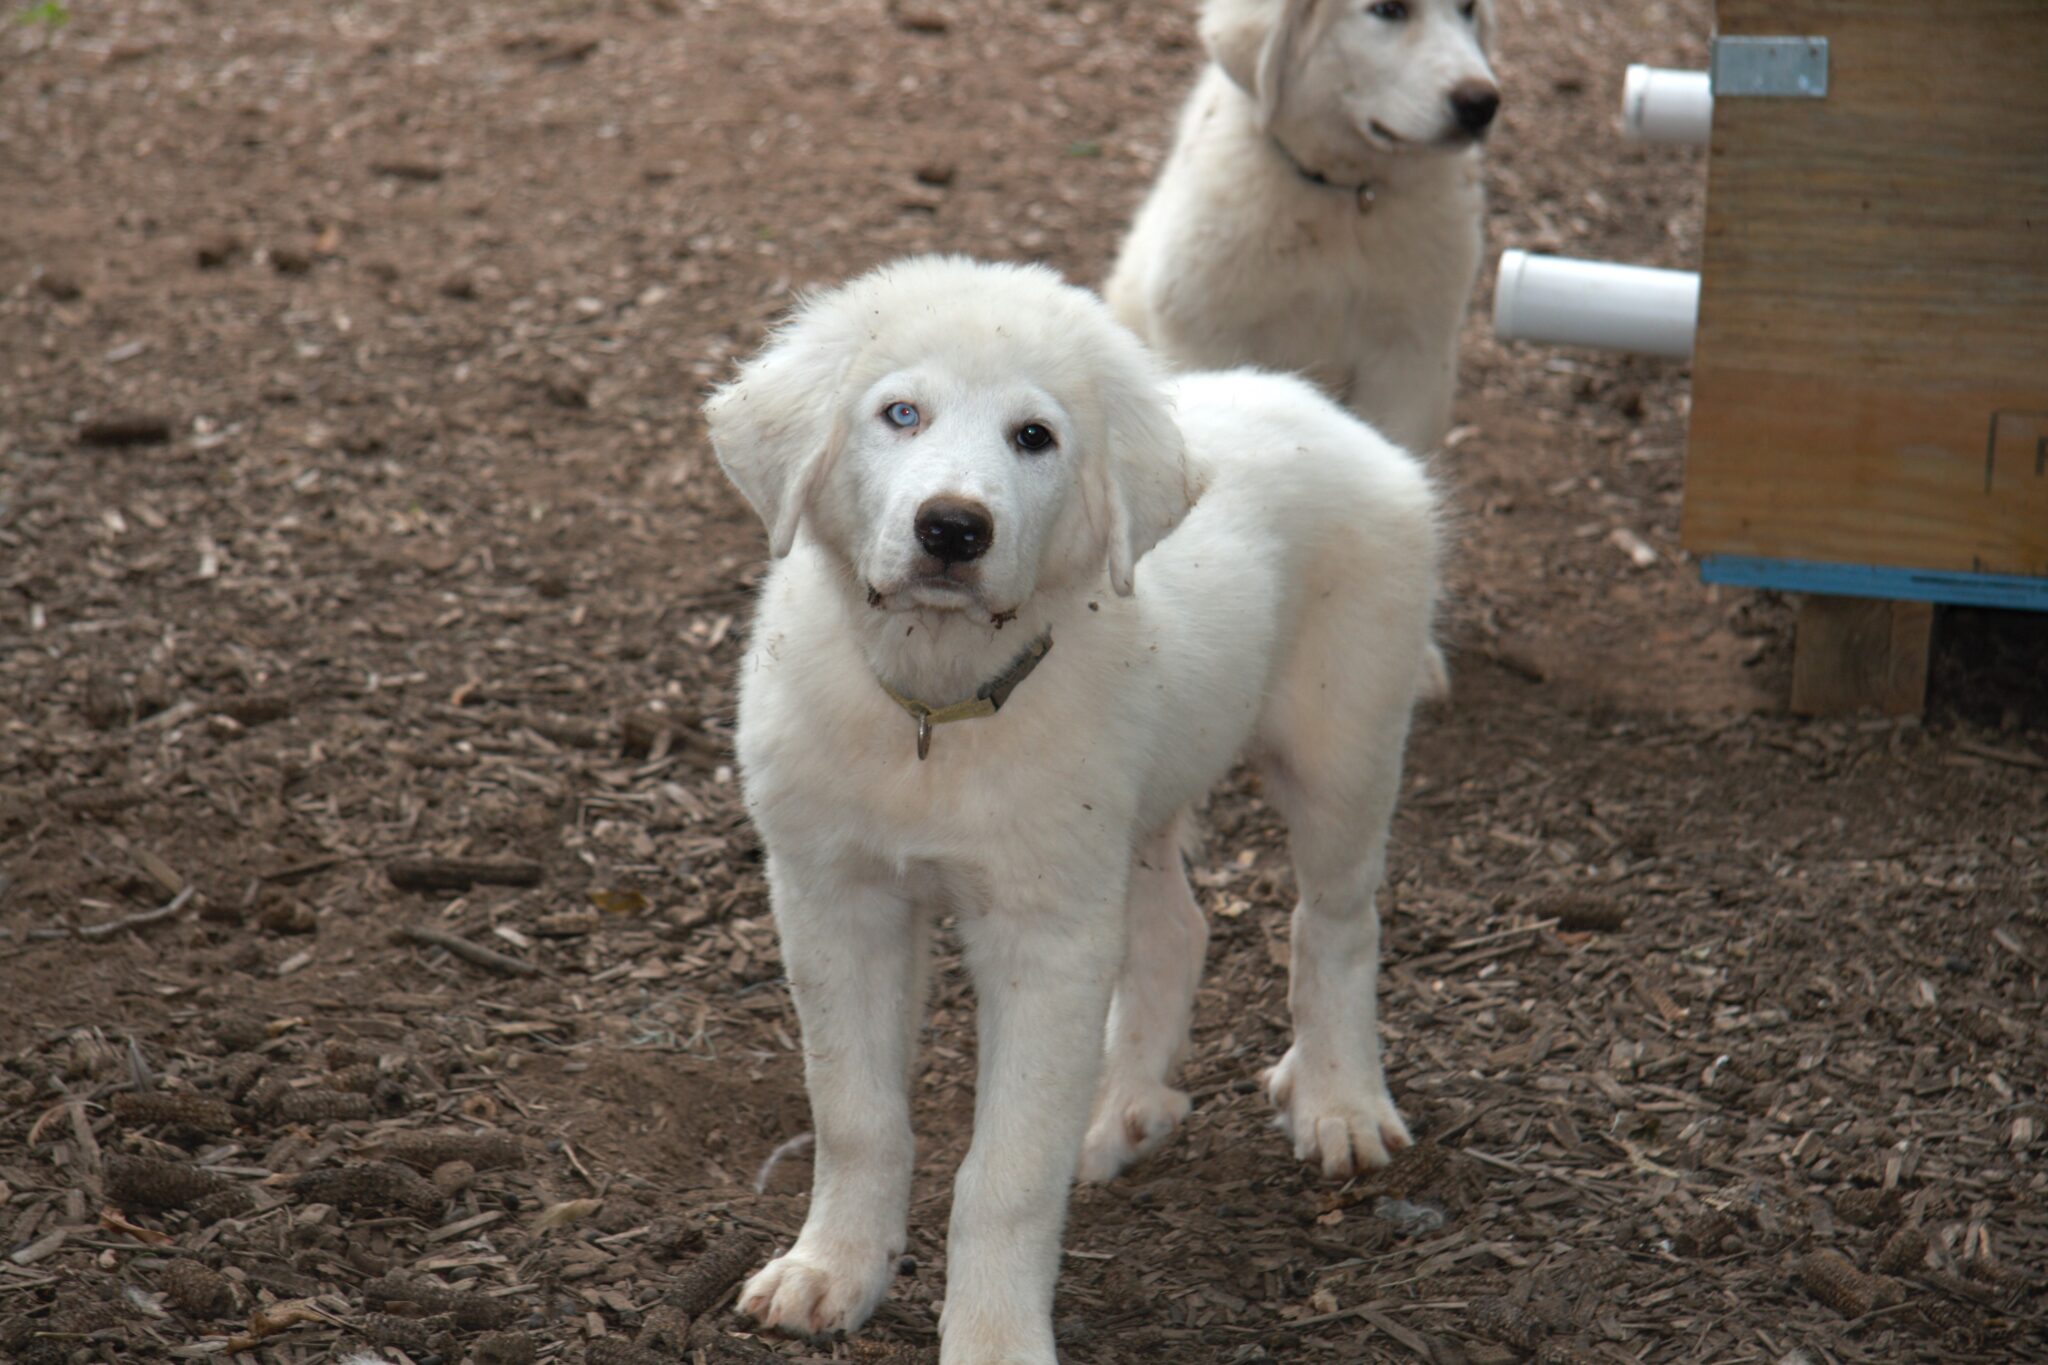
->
[879,630,1054,761]
[1270,133,1378,213]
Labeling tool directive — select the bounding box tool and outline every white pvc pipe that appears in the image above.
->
[1493,250,1700,359]
[1622,65,1712,145]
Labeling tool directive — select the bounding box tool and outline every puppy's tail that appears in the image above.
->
[1420,642,1452,705]
[1171,804,1206,871]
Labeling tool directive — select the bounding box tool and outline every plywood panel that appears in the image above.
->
[1681,0,2048,577]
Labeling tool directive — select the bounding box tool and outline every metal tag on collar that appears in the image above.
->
[915,712,933,761]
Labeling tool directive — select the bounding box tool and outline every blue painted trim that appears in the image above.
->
[1699,555,2048,613]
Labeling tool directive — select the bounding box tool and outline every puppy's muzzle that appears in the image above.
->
[914,496,994,565]
[1448,81,1500,136]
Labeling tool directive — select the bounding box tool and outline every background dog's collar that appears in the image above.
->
[878,631,1054,761]
[1269,133,1378,213]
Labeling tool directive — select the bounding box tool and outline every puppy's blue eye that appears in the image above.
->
[884,401,920,429]
[1369,0,1408,18]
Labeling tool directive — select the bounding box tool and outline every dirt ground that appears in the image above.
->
[3,1,2045,1363]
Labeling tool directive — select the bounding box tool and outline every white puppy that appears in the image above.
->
[706,257,1439,1364]
[1107,0,1499,454]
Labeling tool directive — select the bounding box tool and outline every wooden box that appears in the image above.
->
[1679,0,2048,709]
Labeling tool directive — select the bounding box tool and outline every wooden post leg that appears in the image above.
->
[1789,596,1934,717]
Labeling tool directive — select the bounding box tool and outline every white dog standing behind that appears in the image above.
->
[1107,0,1499,454]
[706,257,1440,1364]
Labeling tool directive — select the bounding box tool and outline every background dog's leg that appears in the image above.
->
[942,886,1125,1365]
[1078,815,1206,1181]
[740,860,925,1339]
[1258,749,1415,1181]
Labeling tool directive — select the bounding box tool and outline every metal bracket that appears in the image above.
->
[1710,36,1829,98]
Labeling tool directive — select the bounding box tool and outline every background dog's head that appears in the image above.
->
[706,256,1195,621]
[1205,0,1499,161]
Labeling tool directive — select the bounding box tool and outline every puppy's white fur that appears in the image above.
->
[707,256,1439,1364]
[1107,0,1498,454]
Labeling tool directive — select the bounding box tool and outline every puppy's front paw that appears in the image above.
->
[739,1242,895,1340]
[1077,1081,1191,1182]
[1263,1046,1411,1180]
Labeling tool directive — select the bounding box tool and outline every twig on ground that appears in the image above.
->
[76,886,195,942]
[394,924,540,976]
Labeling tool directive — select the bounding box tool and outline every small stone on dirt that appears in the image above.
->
[258,897,317,935]
[891,1,951,33]
[36,270,82,301]
[543,374,591,409]
[371,159,447,182]
[79,413,175,447]
[194,235,242,269]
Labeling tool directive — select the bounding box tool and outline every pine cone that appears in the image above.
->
[636,1302,691,1355]
[103,1153,232,1210]
[328,1062,381,1094]
[215,1053,269,1102]
[243,1073,292,1116]
[1799,1250,1898,1318]
[111,1091,238,1136]
[475,1330,539,1365]
[1874,1225,1929,1277]
[1674,1208,1738,1257]
[326,1041,382,1070]
[210,1017,270,1053]
[276,1088,374,1123]
[668,1232,768,1319]
[380,1130,527,1172]
[359,1311,453,1353]
[160,1259,235,1318]
[292,1162,444,1219]
[188,1185,259,1223]
[1469,1294,1545,1351]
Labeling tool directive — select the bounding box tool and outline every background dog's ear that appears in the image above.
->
[1203,0,1319,128]
[703,299,858,558]
[1093,383,1197,597]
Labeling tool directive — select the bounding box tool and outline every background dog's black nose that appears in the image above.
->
[1449,82,1500,134]
[915,498,994,564]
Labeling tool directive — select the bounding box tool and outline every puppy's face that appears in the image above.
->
[1315,0,1497,150]
[1210,0,1499,158]
[705,257,1195,621]
[813,365,1086,624]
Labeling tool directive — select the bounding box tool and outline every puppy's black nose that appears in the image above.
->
[1449,82,1500,134]
[915,497,994,564]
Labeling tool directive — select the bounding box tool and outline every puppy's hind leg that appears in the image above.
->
[1258,682,1419,1180]
[1078,814,1207,1182]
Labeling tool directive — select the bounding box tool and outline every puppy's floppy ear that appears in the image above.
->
[1203,0,1320,129]
[703,294,861,558]
[1087,378,1197,598]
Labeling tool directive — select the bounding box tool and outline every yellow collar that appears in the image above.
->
[878,631,1054,760]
